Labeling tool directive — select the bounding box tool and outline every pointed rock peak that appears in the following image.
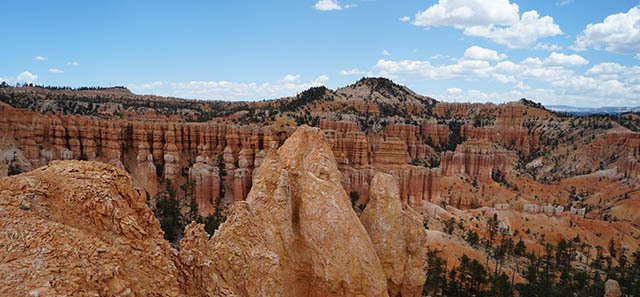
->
[277,125,342,184]
[189,124,389,296]
[360,172,428,297]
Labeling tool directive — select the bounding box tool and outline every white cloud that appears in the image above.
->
[464,11,562,49]
[400,16,411,22]
[492,73,516,83]
[134,81,164,90]
[17,71,38,83]
[33,56,47,61]
[48,68,64,74]
[636,53,640,59]
[573,6,640,54]
[447,87,463,95]
[129,75,330,101]
[382,50,391,56]
[370,47,640,106]
[340,69,365,75]
[413,0,519,28]
[412,0,561,48]
[314,0,345,11]
[67,61,80,66]
[533,42,562,51]
[462,46,506,61]
[279,74,301,83]
[555,0,573,6]
[374,58,492,80]
[544,52,589,66]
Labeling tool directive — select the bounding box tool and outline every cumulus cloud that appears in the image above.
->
[374,58,493,80]
[314,0,345,11]
[492,73,516,83]
[544,52,589,66]
[464,11,562,49]
[573,6,640,54]
[412,0,561,48]
[462,46,507,61]
[279,74,301,83]
[17,71,38,83]
[413,0,519,28]
[399,16,411,22]
[129,75,330,101]
[67,61,80,66]
[33,56,47,61]
[340,69,365,75]
[48,69,64,74]
[371,48,640,105]
[382,50,391,56]
[0,71,39,84]
[533,42,563,51]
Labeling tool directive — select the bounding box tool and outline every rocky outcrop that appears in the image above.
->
[0,161,184,296]
[604,279,622,297]
[440,139,515,182]
[181,125,389,296]
[360,173,428,297]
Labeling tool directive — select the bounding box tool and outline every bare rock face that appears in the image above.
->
[188,156,221,215]
[440,139,515,182]
[0,161,183,296]
[389,166,441,209]
[421,119,449,147]
[135,143,159,196]
[370,136,411,168]
[604,279,622,297]
[360,173,427,297]
[183,125,389,297]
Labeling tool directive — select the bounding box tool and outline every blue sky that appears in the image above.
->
[1,0,639,107]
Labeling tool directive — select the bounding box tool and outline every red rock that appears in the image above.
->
[440,139,515,182]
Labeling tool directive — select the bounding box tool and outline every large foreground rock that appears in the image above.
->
[0,161,184,296]
[182,125,389,296]
[360,172,428,297]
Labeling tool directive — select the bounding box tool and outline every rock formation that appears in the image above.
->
[421,119,449,147]
[0,161,184,296]
[180,125,390,296]
[188,156,221,215]
[440,139,515,182]
[604,279,622,297]
[360,172,428,297]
